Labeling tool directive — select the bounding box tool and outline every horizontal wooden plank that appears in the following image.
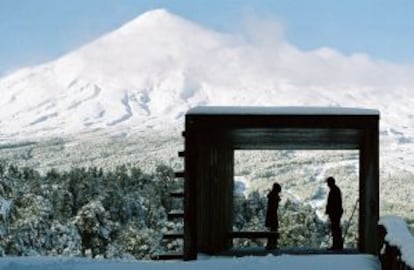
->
[168,211,184,220]
[174,171,184,178]
[170,190,184,198]
[152,252,184,260]
[163,232,184,240]
[230,231,279,238]
[218,247,359,257]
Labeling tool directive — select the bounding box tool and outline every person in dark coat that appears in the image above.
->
[265,182,281,250]
[325,176,344,250]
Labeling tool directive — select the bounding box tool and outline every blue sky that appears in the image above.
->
[1,0,414,76]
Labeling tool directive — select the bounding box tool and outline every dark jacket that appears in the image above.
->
[265,189,280,228]
[326,184,343,217]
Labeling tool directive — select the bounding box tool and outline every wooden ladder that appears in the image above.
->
[153,131,185,260]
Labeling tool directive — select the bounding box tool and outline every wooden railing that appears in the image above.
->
[378,216,414,270]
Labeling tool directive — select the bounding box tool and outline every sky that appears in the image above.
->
[1,0,414,76]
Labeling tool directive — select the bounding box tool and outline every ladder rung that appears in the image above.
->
[174,171,184,178]
[163,232,184,240]
[170,190,184,198]
[181,131,186,137]
[178,151,185,157]
[152,252,184,260]
[168,211,184,220]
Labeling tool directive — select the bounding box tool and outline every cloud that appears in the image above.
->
[212,11,411,91]
[239,12,286,48]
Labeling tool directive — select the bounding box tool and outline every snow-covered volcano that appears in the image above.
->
[1,9,414,167]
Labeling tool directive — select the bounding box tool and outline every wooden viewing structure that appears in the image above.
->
[162,106,380,261]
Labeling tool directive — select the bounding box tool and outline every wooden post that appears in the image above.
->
[359,124,379,254]
[196,132,234,254]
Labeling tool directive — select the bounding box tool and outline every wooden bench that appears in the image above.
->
[164,232,278,241]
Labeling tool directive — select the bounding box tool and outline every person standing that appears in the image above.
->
[265,182,281,250]
[325,176,344,250]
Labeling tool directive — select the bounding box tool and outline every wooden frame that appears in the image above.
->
[183,106,380,260]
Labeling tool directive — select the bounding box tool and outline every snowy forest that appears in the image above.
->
[0,161,359,259]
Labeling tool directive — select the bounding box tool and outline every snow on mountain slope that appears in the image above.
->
[0,9,414,170]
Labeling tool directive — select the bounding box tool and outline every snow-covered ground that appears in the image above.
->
[0,254,380,270]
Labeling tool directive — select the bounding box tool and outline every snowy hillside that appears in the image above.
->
[0,9,414,168]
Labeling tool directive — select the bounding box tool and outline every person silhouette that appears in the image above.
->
[325,176,344,250]
[265,182,281,250]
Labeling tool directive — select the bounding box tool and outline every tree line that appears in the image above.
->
[0,161,355,259]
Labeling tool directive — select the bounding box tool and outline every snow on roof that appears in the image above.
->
[0,254,380,270]
[379,215,414,267]
[187,106,380,116]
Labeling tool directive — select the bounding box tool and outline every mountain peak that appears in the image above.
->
[51,8,229,88]
[114,8,197,36]
[135,8,175,21]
